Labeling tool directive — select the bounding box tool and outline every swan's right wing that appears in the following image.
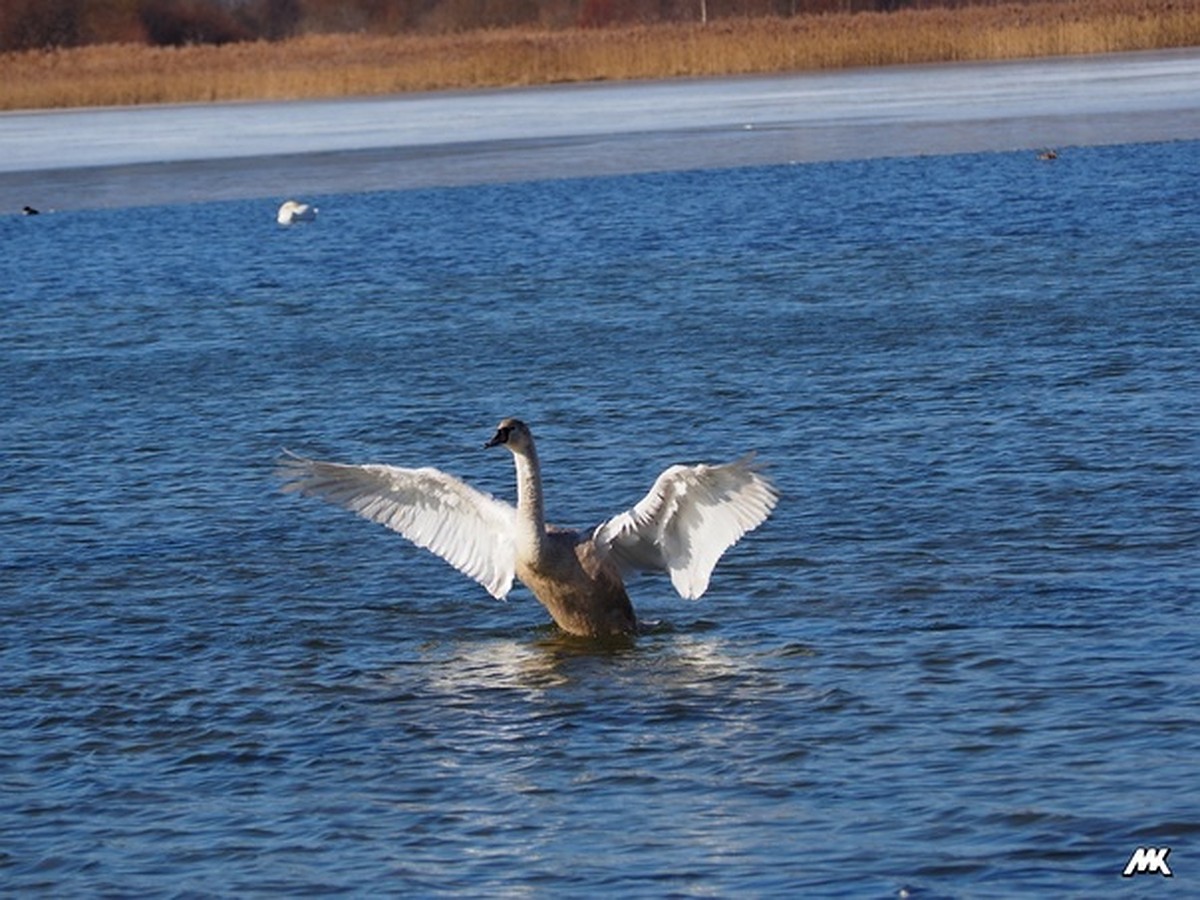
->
[593,456,777,600]
[278,452,517,599]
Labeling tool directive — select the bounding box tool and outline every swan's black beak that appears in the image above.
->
[484,427,508,449]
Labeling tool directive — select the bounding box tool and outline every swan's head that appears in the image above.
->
[485,418,532,453]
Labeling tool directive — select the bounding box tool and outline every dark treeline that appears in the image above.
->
[1,0,1035,50]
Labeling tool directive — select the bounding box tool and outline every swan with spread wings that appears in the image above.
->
[279,418,777,637]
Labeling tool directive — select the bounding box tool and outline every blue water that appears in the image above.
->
[2,141,1198,897]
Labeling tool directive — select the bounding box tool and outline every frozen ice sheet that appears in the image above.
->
[3,48,1199,210]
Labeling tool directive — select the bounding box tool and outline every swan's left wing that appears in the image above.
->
[278,452,517,599]
[592,456,778,600]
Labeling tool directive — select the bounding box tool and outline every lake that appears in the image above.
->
[2,67,1198,897]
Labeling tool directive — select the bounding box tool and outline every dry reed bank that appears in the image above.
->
[2,0,1199,111]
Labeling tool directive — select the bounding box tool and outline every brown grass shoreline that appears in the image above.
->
[3,0,1199,112]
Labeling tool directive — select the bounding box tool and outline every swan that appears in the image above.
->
[277,200,317,225]
[279,418,778,637]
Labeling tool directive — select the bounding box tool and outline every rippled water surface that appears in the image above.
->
[2,141,1198,897]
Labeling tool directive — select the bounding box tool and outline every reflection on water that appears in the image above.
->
[416,623,756,700]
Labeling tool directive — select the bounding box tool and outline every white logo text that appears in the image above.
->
[1122,847,1172,878]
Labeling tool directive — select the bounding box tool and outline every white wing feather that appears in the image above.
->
[278,452,517,599]
[592,456,778,600]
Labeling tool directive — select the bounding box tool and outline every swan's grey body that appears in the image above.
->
[280,418,777,637]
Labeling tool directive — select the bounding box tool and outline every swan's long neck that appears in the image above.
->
[512,444,546,559]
